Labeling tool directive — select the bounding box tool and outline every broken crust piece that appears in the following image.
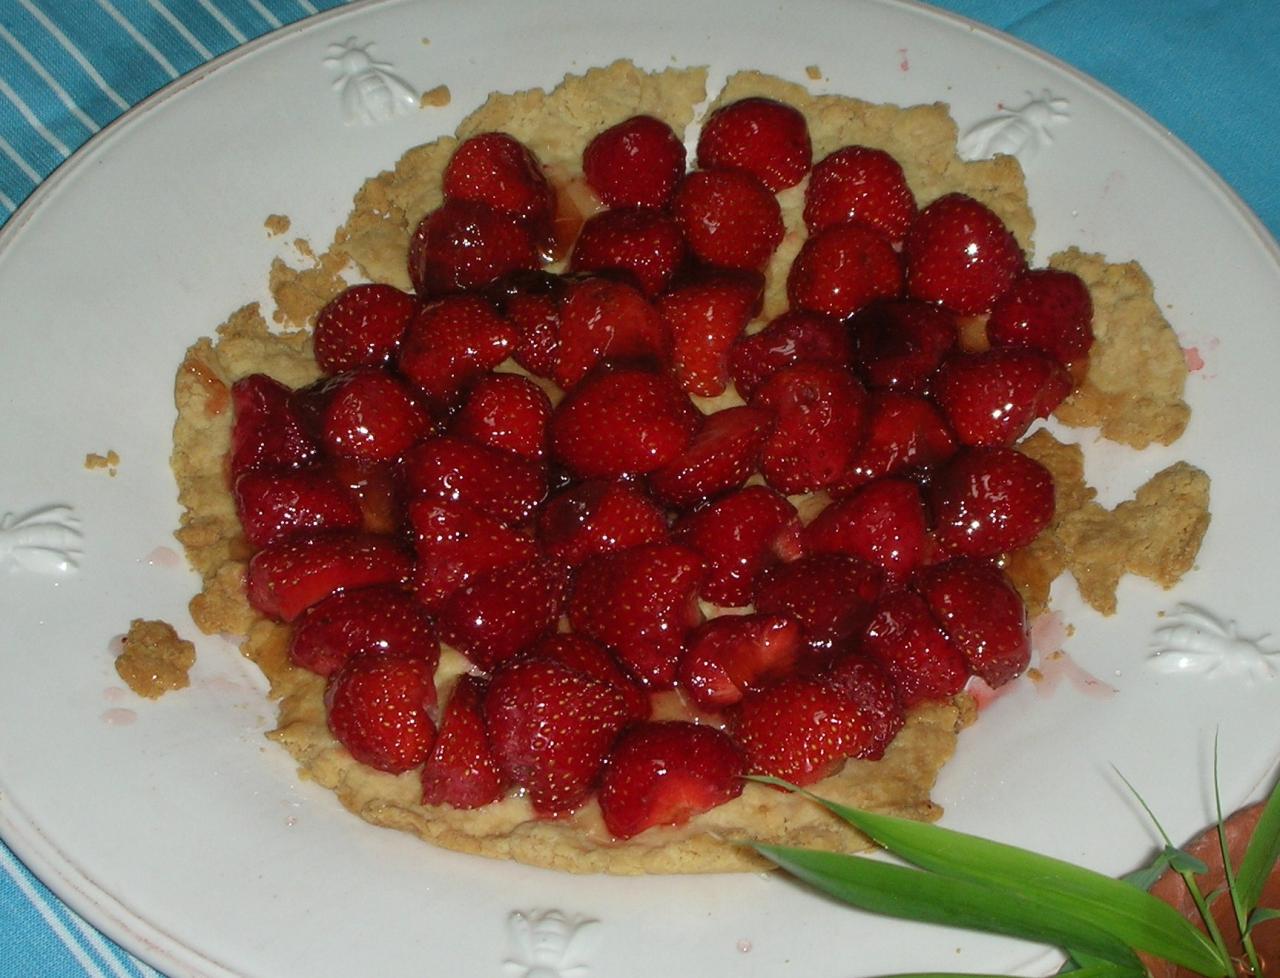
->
[1008,429,1211,617]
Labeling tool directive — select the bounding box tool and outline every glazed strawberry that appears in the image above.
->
[436,556,567,671]
[932,348,1071,447]
[727,310,853,399]
[659,270,763,398]
[753,553,883,658]
[554,276,670,389]
[917,558,1029,687]
[678,613,803,710]
[674,485,802,607]
[803,145,916,241]
[568,543,705,687]
[930,446,1054,558]
[859,589,969,707]
[538,479,669,567]
[289,584,439,678]
[598,721,746,839]
[550,367,699,478]
[451,372,552,462]
[671,168,784,271]
[229,374,320,476]
[696,97,812,192]
[408,497,536,609]
[822,652,905,759]
[804,477,928,587]
[442,132,553,224]
[325,652,436,774]
[528,633,650,722]
[904,192,1025,314]
[847,298,958,394]
[421,674,508,809]
[582,115,686,209]
[787,222,903,320]
[484,656,634,816]
[987,267,1095,366]
[568,208,686,296]
[486,270,563,378]
[405,435,546,527]
[396,294,517,408]
[751,363,870,494]
[836,390,957,489]
[733,676,879,785]
[314,283,417,375]
[329,457,406,536]
[233,466,363,549]
[245,530,412,621]
[407,198,539,296]
[648,405,773,509]
[320,370,431,463]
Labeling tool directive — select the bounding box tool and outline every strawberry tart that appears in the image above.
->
[169,61,1209,873]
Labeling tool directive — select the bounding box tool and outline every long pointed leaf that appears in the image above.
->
[877,966,1144,978]
[779,788,1227,977]
[754,843,1145,970]
[1236,771,1280,912]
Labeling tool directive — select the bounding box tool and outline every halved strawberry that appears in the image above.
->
[659,269,763,398]
[648,405,774,509]
[733,676,879,785]
[320,369,432,462]
[751,363,870,494]
[404,435,547,527]
[314,283,418,375]
[582,115,686,209]
[674,485,802,607]
[987,267,1095,367]
[847,298,958,394]
[678,613,803,710]
[696,97,812,192]
[671,168,784,271]
[822,651,905,759]
[245,530,413,621]
[932,348,1071,447]
[485,270,563,378]
[538,479,669,567]
[803,145,917,241]
[484,656,634,816]
[324,652,437,774]
[834,390,958,490]
[859,589,969,707]
[289,584,439,678]
[550,367,699,479]
[786,222,903,321]
[528,632,650,722]
[436,556,568,671]
[598,721,746,839]
[554,276,670,389]
[904,192,1025,315]
[407,198,540,296]
[229,374,320,476]
[421,674,509,809]
[804,477,928,587]
[451,372,552,462]
[727,310,853,400]
[568,208,686,296]
[407,496,536,610]
[929,447,1054,558]
[233,466,363,549]
[396,294,517,408]
[568,543,705,687]
[753,553,883,659]
[917,557,1030,688]
[329,457,407,536]
[442,131,554,224]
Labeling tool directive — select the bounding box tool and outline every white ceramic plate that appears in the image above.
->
[3,1,1279,975]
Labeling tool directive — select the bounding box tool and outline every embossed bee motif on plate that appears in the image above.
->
[324,38,417,126]
[503,909,599,978]
[0,504,83,574]
[958,90,1071,164]
[1149,603,1280,681]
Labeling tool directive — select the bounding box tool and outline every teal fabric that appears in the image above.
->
[0,1,1275,974]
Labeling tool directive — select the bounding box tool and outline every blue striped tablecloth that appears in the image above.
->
[1,1,1277,975]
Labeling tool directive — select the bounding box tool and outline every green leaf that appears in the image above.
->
[1248,906,1280,930]
[1166,847,1210,876]
[1236,772,1280,913]
[753,843,1145,969]
[874,968,1143,978]
[773,787,1228,978]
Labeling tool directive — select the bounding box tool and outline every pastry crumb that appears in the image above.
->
[84,450,119,475]
[420,84,451,108]
[115,619,196,699]
[805,65,823,80]
[264,214,291,236]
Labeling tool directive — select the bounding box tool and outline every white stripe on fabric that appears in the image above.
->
[245,0,283,28]
[194,0,247,43]
[296,0,319,13]
[0,134,42,182]
[64,907,149,978]
[0,846,112,978]
[93,0,181,78]
[0,24,101,134]
[0,76,72,156]
[146,0,215,60]
[17,0,130,111]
